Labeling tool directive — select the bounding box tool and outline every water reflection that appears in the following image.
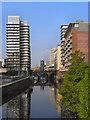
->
[6,88,33,119]
[1,81,62,119]
[50,88,62,115]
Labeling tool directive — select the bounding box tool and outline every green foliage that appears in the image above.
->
[59,50,90,118]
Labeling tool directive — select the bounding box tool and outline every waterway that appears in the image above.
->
[0,80,62,119]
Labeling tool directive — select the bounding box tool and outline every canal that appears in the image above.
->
[0,79,62,119]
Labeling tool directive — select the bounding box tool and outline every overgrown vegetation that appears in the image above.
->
[58,50,90,119]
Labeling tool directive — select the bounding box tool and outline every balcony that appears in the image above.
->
[7,47,19,50]
[61,54,64,58]
[7,50,19,53]
[69,46,72,49]
[20,29,29,32]
[67,39,70,42]
[69,35,72,39]
[67,43,70,47]
[61,42,64,47]
[7,40,19,42]
[6,28,19,30]
[61,47,64,51]
[6,31,19,33]
[7,45,19,47]
[6,33,20,36]
[69,40,72,44]
[65,59,68,63]
[7,36,20,39]
[6,26,19,28]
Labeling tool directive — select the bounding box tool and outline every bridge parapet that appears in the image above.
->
[31,70,57,79]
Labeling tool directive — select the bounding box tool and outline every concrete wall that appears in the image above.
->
[0,76,33,105]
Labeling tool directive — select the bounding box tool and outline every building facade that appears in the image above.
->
[60,25,68,66]
[60,20,89,69]
[54,45,63,70]
[6,16,31,72]
[0,58,7,68]
[50,48,56,69]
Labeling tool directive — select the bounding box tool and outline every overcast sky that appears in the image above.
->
[1,2,88,68]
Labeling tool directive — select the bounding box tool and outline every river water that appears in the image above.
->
[0,83,62,119]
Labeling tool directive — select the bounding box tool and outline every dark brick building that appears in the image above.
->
[61,20,90,69]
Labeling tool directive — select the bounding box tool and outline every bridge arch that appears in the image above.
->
[39,73,48,84]
[31,73,40,84]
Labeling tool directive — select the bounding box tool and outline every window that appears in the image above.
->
[74,24,79,28]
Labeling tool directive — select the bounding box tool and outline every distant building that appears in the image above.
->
[6,16,31,72]
[54,45,63,70]
[0,58,7,68]
[44,61,50,71]
[49,48,56,70]
[40,60,44,71]
[60,20,90,69]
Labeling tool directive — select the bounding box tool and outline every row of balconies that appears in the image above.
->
[61,29,67,33]
[6,28,19,30]
[7,45,19,47]
[7,48,19,50]
[6,26,19,28]
[6,34,20,36]
[6,31,20,33]
[64,51,72,59]
[6,36,20,39]
[65,44,72,53]
[7,40,20,43]
[7,42,19,45]
[7,51,19,53]
[64,62,72,67]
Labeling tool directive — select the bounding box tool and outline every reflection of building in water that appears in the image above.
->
[7,88,33,119]
[50,87,62,115]
[40,86,44,91]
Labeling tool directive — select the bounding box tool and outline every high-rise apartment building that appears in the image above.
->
[60,25,68,66]
[6,16,31,72]
[60,20,89,69]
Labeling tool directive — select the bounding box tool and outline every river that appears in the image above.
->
[0,81,62,119]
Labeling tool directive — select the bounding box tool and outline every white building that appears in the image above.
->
[6,16,31,71]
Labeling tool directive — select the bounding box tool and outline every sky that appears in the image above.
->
[1,2,88,68]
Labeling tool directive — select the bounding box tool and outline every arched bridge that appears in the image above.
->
[29,70,57,85]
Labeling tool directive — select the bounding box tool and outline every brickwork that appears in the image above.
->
[72,30,78,53]
[77,31,88,63]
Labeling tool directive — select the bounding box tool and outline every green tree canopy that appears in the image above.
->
[59,50,90,119]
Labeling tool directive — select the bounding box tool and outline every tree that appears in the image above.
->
[58,50,90,119]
